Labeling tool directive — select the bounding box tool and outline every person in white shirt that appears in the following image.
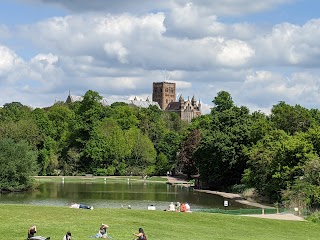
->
[185,202,191,212]
[62,231,71,240]
[168,202,175,211]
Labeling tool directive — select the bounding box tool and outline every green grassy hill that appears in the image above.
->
[1,204,319,240]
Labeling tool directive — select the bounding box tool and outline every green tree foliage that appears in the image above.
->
[243,130,315,200]
[212,91,234,112]
[0,138,38,192]
[125,127,157,175]
[0,102,32,122]
[270,102,314,135]
[156,131,181,170]
[194,101,253,190]
[137,105,167,145]
[0,119,41,148]
[155,152,169,175]
[248,111,274,144]
[109,103,140,130]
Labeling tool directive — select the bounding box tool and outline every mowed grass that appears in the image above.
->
[1,204,320,240]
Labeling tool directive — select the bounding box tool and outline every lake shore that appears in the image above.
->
[165,175,273,208]
[165,176,305,221]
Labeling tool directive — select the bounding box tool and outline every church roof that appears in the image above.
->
[66,94,159,109]
[166,102,180,111]
[68,95,83,102]
[125,99,160,108]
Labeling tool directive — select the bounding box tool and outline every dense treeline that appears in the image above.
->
[179,91,320,210]
[1,89,320,211]
[0,90,188,192]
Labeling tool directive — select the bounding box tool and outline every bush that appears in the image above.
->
[306,211,320,223]
[94,167,115,176]
[231,184,247,193]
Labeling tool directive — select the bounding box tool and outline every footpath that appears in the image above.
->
[165,176,305,221]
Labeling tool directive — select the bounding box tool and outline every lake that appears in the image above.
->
[0,180,250,211]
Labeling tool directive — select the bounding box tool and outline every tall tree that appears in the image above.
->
[0,138,38,191]
[212,91,234,112]
[178,129,202,178]
[193,94,252,189]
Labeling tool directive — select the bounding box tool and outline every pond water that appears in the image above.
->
[0,181,250,211]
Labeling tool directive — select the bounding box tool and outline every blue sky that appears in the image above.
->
[1,0,320,114]
[0,1,66,25]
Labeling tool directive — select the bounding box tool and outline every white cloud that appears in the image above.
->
[253,19,320,66]
[104,42,129,64]
[0,45,22,72]
[217,39,255,66]
[241,70,320,110]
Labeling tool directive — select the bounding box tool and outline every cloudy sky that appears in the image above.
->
[1,0,320,114]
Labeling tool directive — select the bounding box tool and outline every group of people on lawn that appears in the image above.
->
[167,201,191,212]
[27,224,146,240]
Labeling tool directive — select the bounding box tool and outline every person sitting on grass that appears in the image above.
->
[28,225,37,239]
[180,203,187,212]
[63,231,72,240]
[133,228,147,240]
[27,224,50,240]
[95,223,111,238]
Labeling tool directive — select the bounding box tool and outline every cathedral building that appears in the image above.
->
[152,81,201,123]
[65,81,201,123]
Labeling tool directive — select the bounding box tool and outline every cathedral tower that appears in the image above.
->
[152,82,176,110]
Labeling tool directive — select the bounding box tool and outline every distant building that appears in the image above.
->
[152,81,201,123]
[166,95,201,123]
[124,96,160,108]
[65,92,160,109]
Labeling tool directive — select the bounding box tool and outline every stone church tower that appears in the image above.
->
[152,81,176,110]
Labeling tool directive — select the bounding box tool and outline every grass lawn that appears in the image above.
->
[1,204,319,240]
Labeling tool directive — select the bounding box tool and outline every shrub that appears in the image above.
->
[306,211,320,223]
[0,138,38,192]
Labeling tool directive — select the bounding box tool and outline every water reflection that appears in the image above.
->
[0,182,249,210]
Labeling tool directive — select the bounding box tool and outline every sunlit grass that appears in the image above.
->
[1,204,319,240]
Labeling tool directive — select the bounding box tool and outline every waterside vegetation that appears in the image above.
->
[2,90,320,213]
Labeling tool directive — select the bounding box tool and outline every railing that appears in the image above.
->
[193,208,285,215]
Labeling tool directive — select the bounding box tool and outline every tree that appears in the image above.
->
[109,103,140,130]
[243,130,315,200]
[0,138,38,192]
[155,152,169,175]
[156,131,181,170]
[125,127,157,175]
[0,102,32,122]
[270,102,314,135]
[178,129,202,178]
[212,91,234,112]
[193,101,252,190]
[0,119,41,148]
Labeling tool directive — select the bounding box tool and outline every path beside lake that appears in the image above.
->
[165,176,305,221]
